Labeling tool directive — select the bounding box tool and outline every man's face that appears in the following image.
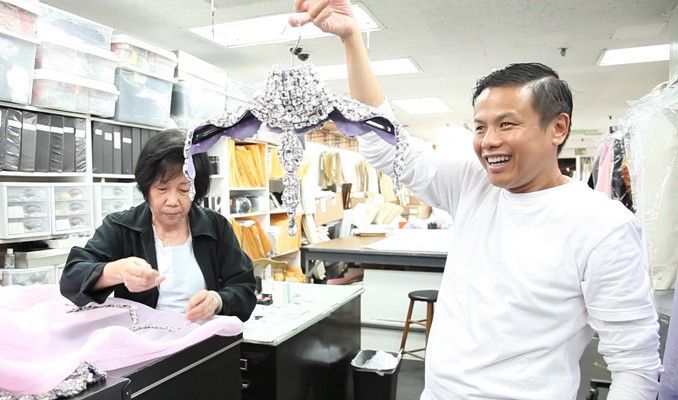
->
[472,85,568,193]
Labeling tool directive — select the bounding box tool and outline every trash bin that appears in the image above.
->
[352,350,401,400]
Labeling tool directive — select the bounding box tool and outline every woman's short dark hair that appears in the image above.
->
[134,129,210,205]
[472,63,573,154]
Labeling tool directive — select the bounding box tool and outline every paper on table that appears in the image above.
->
[362,229,451,254]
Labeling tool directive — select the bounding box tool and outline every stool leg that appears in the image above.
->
[400,299,415,351]
[425,302,434,344]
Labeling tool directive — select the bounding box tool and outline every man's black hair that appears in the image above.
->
[472,63,573,154]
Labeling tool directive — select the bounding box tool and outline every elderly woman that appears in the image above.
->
[61,129,256,322]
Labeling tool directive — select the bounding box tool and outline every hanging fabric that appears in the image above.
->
[183,63,409,235]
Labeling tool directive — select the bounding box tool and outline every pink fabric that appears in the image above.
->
[0,284,243,396]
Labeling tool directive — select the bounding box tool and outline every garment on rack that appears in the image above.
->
[0,285,243,398]
[618,82,678,289]
[588,135,634,212]
[183,63,409,235]
[319,151,344,189]
[355,160,370,192]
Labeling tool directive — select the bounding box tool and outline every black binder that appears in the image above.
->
[34,113,51,172]
[4,109,22,171]
[103,123,114,174]
[62,117,76,172]
[132,127,141,173]
[121,126,133,175]
[91,121,105,173]
[48,115,64,172]
[74,118,87,172]
[140,129,149,150]
[0,108,7,169]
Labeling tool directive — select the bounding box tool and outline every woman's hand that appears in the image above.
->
[113,257,164,292]
[289,0,358,41]
[185,290,222,321]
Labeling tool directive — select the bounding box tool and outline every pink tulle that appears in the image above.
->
[0,284,243,396]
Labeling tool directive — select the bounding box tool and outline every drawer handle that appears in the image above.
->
[240,358,248,371]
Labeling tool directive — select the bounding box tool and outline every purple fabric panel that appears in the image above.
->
[659,290,678,399]
[330,111,396,145]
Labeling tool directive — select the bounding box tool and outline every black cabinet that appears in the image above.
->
[241,297,361,400]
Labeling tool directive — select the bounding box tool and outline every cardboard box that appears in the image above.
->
[402,204,432,219]
[314,192,344,226]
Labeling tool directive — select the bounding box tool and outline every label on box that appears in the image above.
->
[7,206,25,218]
[114,131,121,149]
[64,127,75,134]
[104,132,113,141]
[122,137,132,144]
[8,221,26,234]
[75,129,85,138]
[55,219,72,231]
[95,129,103,136]
[8,119,22,129]
[50,126,63,134]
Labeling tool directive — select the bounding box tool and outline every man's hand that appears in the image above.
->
[289,0,358,40]
[185,290,221,321]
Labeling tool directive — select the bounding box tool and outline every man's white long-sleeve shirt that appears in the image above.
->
[357,101,661,399]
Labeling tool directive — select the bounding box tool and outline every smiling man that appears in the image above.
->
[291,1,661,399]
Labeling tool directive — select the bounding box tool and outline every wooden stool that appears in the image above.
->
[399,290,438,360]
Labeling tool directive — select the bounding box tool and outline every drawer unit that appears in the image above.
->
[93,182,135,222]
[0,183,51,239]
[51,183,93,235]
[55,264,65,282]
[0,265,55,286]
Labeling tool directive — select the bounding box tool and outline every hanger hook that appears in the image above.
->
[282,21,303,65]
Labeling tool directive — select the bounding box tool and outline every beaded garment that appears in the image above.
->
[183,63,409,235]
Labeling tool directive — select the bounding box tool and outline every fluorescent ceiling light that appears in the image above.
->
[316,58,421,80]
[393,98,450,115]
[598,44,669,66]
[189,4,379,48]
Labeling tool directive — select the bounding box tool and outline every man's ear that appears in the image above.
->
[551,113,570,147]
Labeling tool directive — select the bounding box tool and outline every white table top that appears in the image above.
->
[243,282,364,346]
[362,229,452,254]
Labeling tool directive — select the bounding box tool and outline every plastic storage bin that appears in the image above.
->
[0,28,37,104]
[37,3,113,50]
[32,69,119,117]
[0,265,56,286]
[111,35,176,80]
[173,50,228,88]
[36,39,119,84]
[0,183,51,239]
[171,80,226,129]
[352,350,401,400]
[15,248,69,269]
[55,264,65,282]
[93,182,134,222]
[51,183,93,235]
[0,0,40,39]
[114,65,174,127]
